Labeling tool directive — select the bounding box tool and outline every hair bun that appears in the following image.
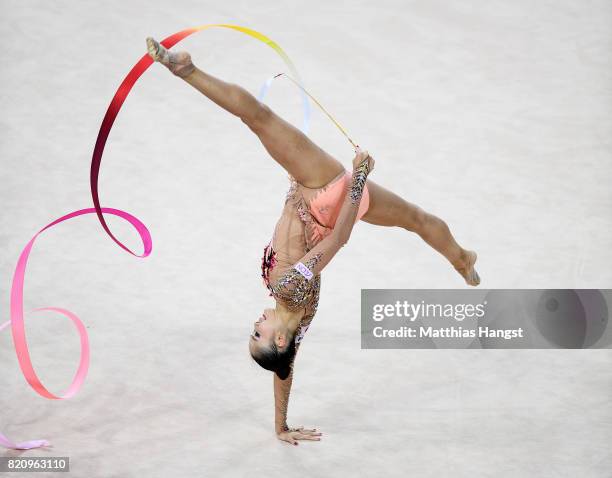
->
[275,364,291,380]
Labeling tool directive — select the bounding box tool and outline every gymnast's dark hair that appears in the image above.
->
[250,332,297,380]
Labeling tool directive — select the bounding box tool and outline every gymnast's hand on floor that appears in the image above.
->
[277,426,322,446]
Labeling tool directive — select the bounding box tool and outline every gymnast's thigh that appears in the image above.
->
[249,104,345,188]
[360,179,423,228]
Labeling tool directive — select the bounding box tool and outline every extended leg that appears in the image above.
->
[361,179,480,285]
[146,38,344,188]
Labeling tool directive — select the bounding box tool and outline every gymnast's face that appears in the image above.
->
[249,308,282,354]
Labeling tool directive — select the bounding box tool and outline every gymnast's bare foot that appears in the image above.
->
[454,250,480,286]
[146,37,195,78]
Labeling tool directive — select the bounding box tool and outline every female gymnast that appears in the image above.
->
[146,38,480,446]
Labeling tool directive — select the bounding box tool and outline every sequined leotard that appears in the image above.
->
[261,164,371,345]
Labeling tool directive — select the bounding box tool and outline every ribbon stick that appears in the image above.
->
[271,72,357,148]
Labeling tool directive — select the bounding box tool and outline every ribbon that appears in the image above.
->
[0,433,50,451]
[3,23,355,450]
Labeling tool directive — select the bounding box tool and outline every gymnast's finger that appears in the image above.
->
[299,429,322,436]
[279,434,298,446]
[295,433,321,441]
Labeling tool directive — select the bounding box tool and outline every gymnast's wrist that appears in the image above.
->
[348,160,370,203]
[351,157,371,176]
[275,422,289,434]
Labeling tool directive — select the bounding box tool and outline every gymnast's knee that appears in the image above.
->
[402,206,428,233]
[241,101,272,132]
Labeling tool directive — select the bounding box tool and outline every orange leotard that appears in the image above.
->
[261,170,370,343]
